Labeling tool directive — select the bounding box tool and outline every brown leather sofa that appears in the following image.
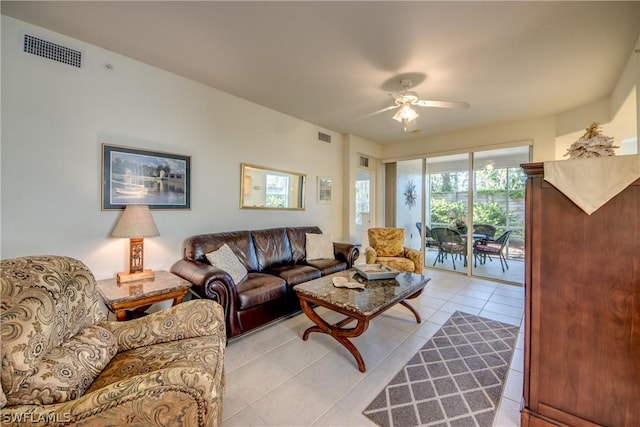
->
[171,226,359,338]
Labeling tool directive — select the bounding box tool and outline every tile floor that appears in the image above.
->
[425,247,525,285]
[222,268,525,426]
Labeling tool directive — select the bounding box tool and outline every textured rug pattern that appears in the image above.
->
[363,311,520,427]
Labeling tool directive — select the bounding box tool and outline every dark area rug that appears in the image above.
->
[363,311,520,427]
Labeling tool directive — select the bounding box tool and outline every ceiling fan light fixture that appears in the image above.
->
[392,103,419,123]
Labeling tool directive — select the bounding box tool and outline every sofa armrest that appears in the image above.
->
[365,247,377,264]
[0,366,223,426]
[403,247,424,274]
[102,299,225,352]
[170,259,238,326]
[332,242,360,268]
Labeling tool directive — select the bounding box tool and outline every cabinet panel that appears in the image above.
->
[521,163,640,427]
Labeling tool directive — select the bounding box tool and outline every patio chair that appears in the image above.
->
[473,224,497,241]
[474,230,512,272]
[416,222,438,248]
[430,227,467,270]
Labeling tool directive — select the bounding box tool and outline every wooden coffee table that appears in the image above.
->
[295,269,431,372]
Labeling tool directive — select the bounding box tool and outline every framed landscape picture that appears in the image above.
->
[317,176,333,204]
[102,144,191,210]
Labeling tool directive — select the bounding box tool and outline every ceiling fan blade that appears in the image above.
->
[415,99,470,109]
[361,104,399,119]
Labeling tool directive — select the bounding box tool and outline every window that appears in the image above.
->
[265,174,290,208]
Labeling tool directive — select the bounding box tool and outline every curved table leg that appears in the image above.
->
[399,300,422,323]
[299,298,370,372]
[399,289,424,323]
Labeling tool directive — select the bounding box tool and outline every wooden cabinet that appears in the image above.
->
[521,162,639,427]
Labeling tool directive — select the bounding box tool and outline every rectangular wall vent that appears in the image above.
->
[359,156,370,168]
[23,34,82,68]
[318,132,332,143]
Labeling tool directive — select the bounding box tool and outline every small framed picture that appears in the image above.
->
[102,143,191,210]
[317,176,333,204]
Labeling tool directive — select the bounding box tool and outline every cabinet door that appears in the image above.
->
[527,176,639,426]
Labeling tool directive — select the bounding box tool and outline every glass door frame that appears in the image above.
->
[418,145,530,283]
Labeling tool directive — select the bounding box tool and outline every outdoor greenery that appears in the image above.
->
[431,167,526,199]
[430,199,517,227]
[429,167,525,234]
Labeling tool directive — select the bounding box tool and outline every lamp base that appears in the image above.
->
[117,269,155,284]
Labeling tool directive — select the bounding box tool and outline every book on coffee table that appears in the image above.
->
[353,264,400,280]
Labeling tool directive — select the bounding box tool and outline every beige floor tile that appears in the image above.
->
[483,301,524,318]
[478,309,522,326]
[494,396,522,427]
[225,356,295,406]
[250,376,337,426]
[223,405,269,426]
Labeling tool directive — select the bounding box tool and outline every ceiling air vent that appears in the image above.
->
[318,132,332,143]
[359,156,370,168]
[23,34,82,69]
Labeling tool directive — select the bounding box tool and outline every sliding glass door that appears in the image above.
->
[471,147,529,283]
[395,145,530,284]
[425,154,470,274]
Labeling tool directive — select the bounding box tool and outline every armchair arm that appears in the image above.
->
[102,299,225,352]
[403,247,424,274]
[365,247,378,265]
[332,242,360,268]
[0,366,223,426]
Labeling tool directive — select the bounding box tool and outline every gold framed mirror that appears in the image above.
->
[240,163,306,210]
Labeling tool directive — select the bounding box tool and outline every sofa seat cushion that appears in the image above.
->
[236,273,287,310]
[267,265,321,287]
[87,335,222,393]
[375,256,415,273]
[306,259,348,276]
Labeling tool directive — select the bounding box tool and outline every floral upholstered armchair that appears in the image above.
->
[0,256,225,426]
[365,228,423,274]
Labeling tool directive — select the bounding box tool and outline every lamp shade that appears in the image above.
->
[111,204,159,238]
[393,103,419,122]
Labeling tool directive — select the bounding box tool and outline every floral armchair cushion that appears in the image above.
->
[367,228,404,257]
[366,228,424,274]
[1,256,106,400]
[6,325,117,405]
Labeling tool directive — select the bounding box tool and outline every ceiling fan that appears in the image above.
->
[368,78,470,131]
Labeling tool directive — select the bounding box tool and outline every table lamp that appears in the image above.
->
[111,204,159,283]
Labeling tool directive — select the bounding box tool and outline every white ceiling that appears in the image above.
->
[2,1,639,145]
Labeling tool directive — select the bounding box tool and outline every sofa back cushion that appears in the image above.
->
[286,226,322,263]
[251,228,293,271]
[185,231,259,272]
[0,256,107,401]
[368,228,405,257]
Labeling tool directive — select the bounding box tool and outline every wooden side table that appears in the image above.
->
[96,270,191,321]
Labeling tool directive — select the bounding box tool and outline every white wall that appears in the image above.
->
[395,159,422,249]
[1,16,346,279]
[381,116,555,163]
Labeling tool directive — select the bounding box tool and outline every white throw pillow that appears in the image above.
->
[205,243,248,284]
[306,233,335,261]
